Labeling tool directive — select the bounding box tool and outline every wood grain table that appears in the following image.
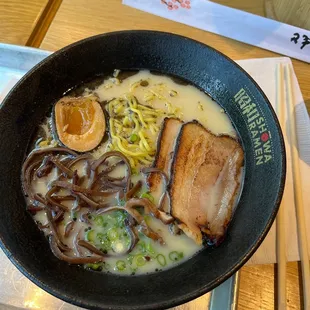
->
[0,0,49,45]
[1,0,309,309]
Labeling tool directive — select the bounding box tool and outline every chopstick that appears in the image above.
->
[284,63,310,310]
[275,63,286,310]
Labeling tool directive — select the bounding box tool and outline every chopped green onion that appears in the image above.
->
[85,230,96,242]
[107,228,119,241]
[140,192,155,203]
[127,254,135,264]
[118,199,126,206]
[85,263,102,271]
[97,233,112,250]
[129,134,139,143]
[156,254,166,267]
[112,241,126,253]
[133,254,146,267]
[169,251,183,262]
[116,210,126,224]
[137,241,146,253]
[116,260,126,271]
[94,215,104,226]
[106,215,116,223]
[145,242,155,255]
[96,232,104,240]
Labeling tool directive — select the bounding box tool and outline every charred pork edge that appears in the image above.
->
[146,117,169,189]
[147,117,183,189]
[151,117,170,170]
[167,120,188,223]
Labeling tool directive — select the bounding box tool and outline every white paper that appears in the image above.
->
[236,57,310,264]
[123,0,310,63]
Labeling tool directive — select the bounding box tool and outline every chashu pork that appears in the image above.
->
[147,117,183,212]
[169,121,244,245]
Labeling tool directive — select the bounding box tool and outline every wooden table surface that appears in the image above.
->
[0,0,49,45]
[2,0,310,309]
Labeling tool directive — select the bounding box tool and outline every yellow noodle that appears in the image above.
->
[139,131,151,152]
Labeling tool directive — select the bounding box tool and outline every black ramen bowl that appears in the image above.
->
[0,31,285,309]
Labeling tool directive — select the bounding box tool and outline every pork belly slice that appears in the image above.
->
[169,121,244,245]
[147,117,183,212]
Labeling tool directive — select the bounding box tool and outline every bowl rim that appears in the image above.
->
[0,30,286,310]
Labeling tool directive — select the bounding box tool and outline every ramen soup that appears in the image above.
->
[21,70,244,275]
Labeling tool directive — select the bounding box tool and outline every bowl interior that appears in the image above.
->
[0,31,285,310]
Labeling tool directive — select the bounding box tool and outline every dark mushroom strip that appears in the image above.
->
[78,240,107,256]
[22,160,42,198]
[141,167,168,185]
[73,229,83,256]
[51,180,117,197]
[141,167,169,212]
[27,205,44,215]
[37,222,49,229]
[80,212,90,224]
[105,175,125,182]
[124,219,139,252]
[36,155,53,178]
[86,160,91,178]
[45,208,68,251]
[52,195,76,202]
[67,154,92,169]
[138,223,164,244]
[72,170,79,185]
[33,193,48,205]
[90,151,131,191]
[158,211,174,225]
[22,147,78,180]
[21,147,78,197]
[126,198,159,217]
[64,221,75,237]
[49,235,104,264]
[169,222,182,235]
[60,155,75,165]
[73,192,100,209]
[53,210,64,223]
[103,179,127,189]
[50,157,74,178]
[91,160,124,187]
[45,187,69,212]
[126,198,174,225]
[27,205,44,212]
[125,180,143,200]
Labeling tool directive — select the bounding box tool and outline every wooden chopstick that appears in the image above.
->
[275,63,286,310]
[284,63,310,310]
[26,0,63,48]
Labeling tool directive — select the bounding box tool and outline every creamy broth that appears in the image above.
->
[23,70,242,276]
[88,70,235,158]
